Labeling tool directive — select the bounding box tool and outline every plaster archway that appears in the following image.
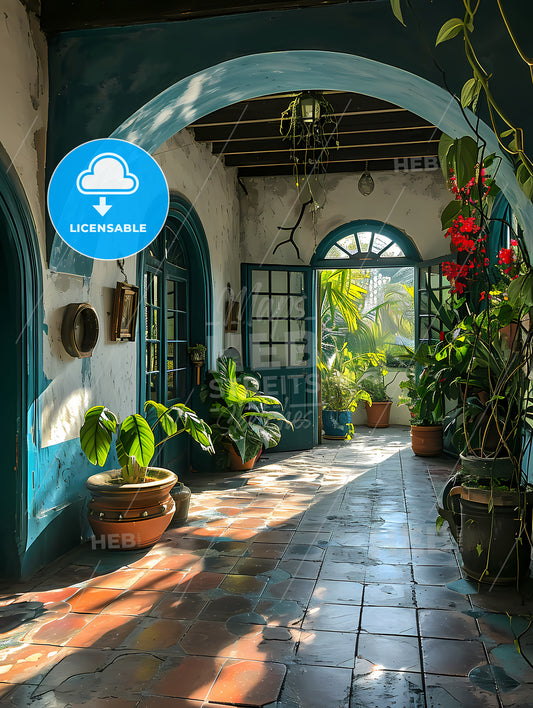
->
[111,50,533,244]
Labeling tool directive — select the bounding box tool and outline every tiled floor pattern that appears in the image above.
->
[1,427,533,706]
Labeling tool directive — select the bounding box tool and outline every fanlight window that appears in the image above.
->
[325,231,406,260]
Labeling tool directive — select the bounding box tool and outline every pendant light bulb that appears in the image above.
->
[358,161,374,196]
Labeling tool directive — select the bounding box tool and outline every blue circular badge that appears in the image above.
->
[47,138,169,260]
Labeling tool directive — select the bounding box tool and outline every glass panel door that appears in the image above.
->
[143,224,190,471]
[243,264,317,451]
[416,257,451,346]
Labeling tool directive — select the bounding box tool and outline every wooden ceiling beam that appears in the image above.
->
[211,128,440,155]
[191,93,405,125]
[223,142,439,167]
[237,158,438,177]
[40,0,359,33]
[192,112,433,141]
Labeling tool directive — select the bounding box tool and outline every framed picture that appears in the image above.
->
[111,282,139,341]
[224,297,239,333]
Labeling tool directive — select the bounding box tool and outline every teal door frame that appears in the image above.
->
[137,194,213,472]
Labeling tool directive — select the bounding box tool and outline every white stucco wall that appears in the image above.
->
[240,170,451,265]
[0,0,47,252]
[153,129,241,359]
[39,126,242,448]
[40,258,138,447]
[351,369,410,426]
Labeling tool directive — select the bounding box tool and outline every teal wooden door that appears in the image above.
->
[242,265,317,451]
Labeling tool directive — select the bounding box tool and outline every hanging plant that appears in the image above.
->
[280,91,339,204]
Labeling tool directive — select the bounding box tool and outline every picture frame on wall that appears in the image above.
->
[224,297,239,333]
[111,282,139,341]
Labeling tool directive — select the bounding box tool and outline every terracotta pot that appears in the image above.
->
[499,315,530,349]
[411,425,443,457]
[225,444,257,471]
[86,467,177,550]
[365,401,392,428]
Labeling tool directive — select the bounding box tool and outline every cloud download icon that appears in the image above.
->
[48,138,169,260]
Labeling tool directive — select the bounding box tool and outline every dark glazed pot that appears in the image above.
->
[459,453,515,481]
[450,485,532,585]
[169,482,192,526]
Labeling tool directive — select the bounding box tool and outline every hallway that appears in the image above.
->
[0,427,532,707]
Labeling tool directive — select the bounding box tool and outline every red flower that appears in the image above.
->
[498,247,513,265]
[442,261,461,280]
[439,331,444,341]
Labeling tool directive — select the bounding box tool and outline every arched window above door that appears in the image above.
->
[312,220,421,267]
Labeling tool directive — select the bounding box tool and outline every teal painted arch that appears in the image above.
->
[111,50,533,241]
[52,49,533,273]
[312,220,421,268]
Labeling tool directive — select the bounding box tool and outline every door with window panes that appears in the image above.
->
[144,225,190,472]
[415,257,451,345]
[242,265,317,451]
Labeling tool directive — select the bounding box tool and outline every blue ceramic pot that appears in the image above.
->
[322,410,352,439]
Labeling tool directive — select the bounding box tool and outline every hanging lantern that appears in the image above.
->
[358,161,375,196]
[300,93,321,124]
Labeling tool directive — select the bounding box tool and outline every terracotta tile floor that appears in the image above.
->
[1,426,533,706]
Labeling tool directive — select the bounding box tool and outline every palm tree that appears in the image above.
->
[319,269,369,356]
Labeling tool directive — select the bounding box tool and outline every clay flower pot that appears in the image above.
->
[224,444,257,471]
[365,401,392,428]
[410,425,443,456]
[86,467,177,550]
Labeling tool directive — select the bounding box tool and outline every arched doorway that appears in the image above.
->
[0,149,42,579]
[47,49,531,450]
[138,194,213,473]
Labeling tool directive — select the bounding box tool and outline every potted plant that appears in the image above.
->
[280,91,339,204]
[80,401,214,549]
[435,303,533,584]
[399,355,445,457]
[188,343,207,385]
[188,343,207,363]
[318,343,374,439]
[201,356,293,470]
[434,140,533,584]
[360,366,394,428]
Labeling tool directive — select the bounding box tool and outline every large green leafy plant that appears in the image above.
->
[318,343,376,412]
[398,345,448,426]
[80,401,214,484]
[201,357,293,463]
